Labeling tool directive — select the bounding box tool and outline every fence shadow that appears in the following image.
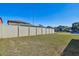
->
[61,39,79,56]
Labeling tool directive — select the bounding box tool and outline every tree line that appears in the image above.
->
[54,22,79,33]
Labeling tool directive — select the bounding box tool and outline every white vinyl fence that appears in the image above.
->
[0,25,54,38]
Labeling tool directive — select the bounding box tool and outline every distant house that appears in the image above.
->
[7,20,32,26]
[71,22,79,33]
[0,17,3,25]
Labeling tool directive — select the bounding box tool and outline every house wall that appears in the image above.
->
[0,19,3,25]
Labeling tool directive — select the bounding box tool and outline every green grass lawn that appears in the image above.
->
[0,32,79,56]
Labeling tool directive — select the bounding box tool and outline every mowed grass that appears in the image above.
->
[0,32,79,56]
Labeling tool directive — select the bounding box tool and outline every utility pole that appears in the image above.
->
[32,4,37,36]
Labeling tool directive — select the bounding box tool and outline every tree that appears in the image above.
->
[54,25,71,32]
[47,26,53,28]
[38,24,44,27]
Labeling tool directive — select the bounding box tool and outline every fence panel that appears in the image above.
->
[19,26,29,36]
[37,27,42,35]
[51,29,54,33]
[1,25,18,38]
[46,28,49,34]
[30,27,36,36]
[42,28,46,34]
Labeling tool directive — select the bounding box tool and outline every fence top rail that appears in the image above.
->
[0,24,54,29]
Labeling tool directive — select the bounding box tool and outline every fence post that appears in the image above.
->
[46,28,47,34]
[17,25,19,37]
[41,27,42,35]
[28,26,30,36]
[1,25,2,39]
[49,28,50,34]
[36,26,37,36]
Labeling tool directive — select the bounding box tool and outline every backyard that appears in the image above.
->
[0,32,79,56]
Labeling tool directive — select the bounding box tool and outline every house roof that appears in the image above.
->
[7,20,30,24]
[7,20,32,26]
[7,20,54,28]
